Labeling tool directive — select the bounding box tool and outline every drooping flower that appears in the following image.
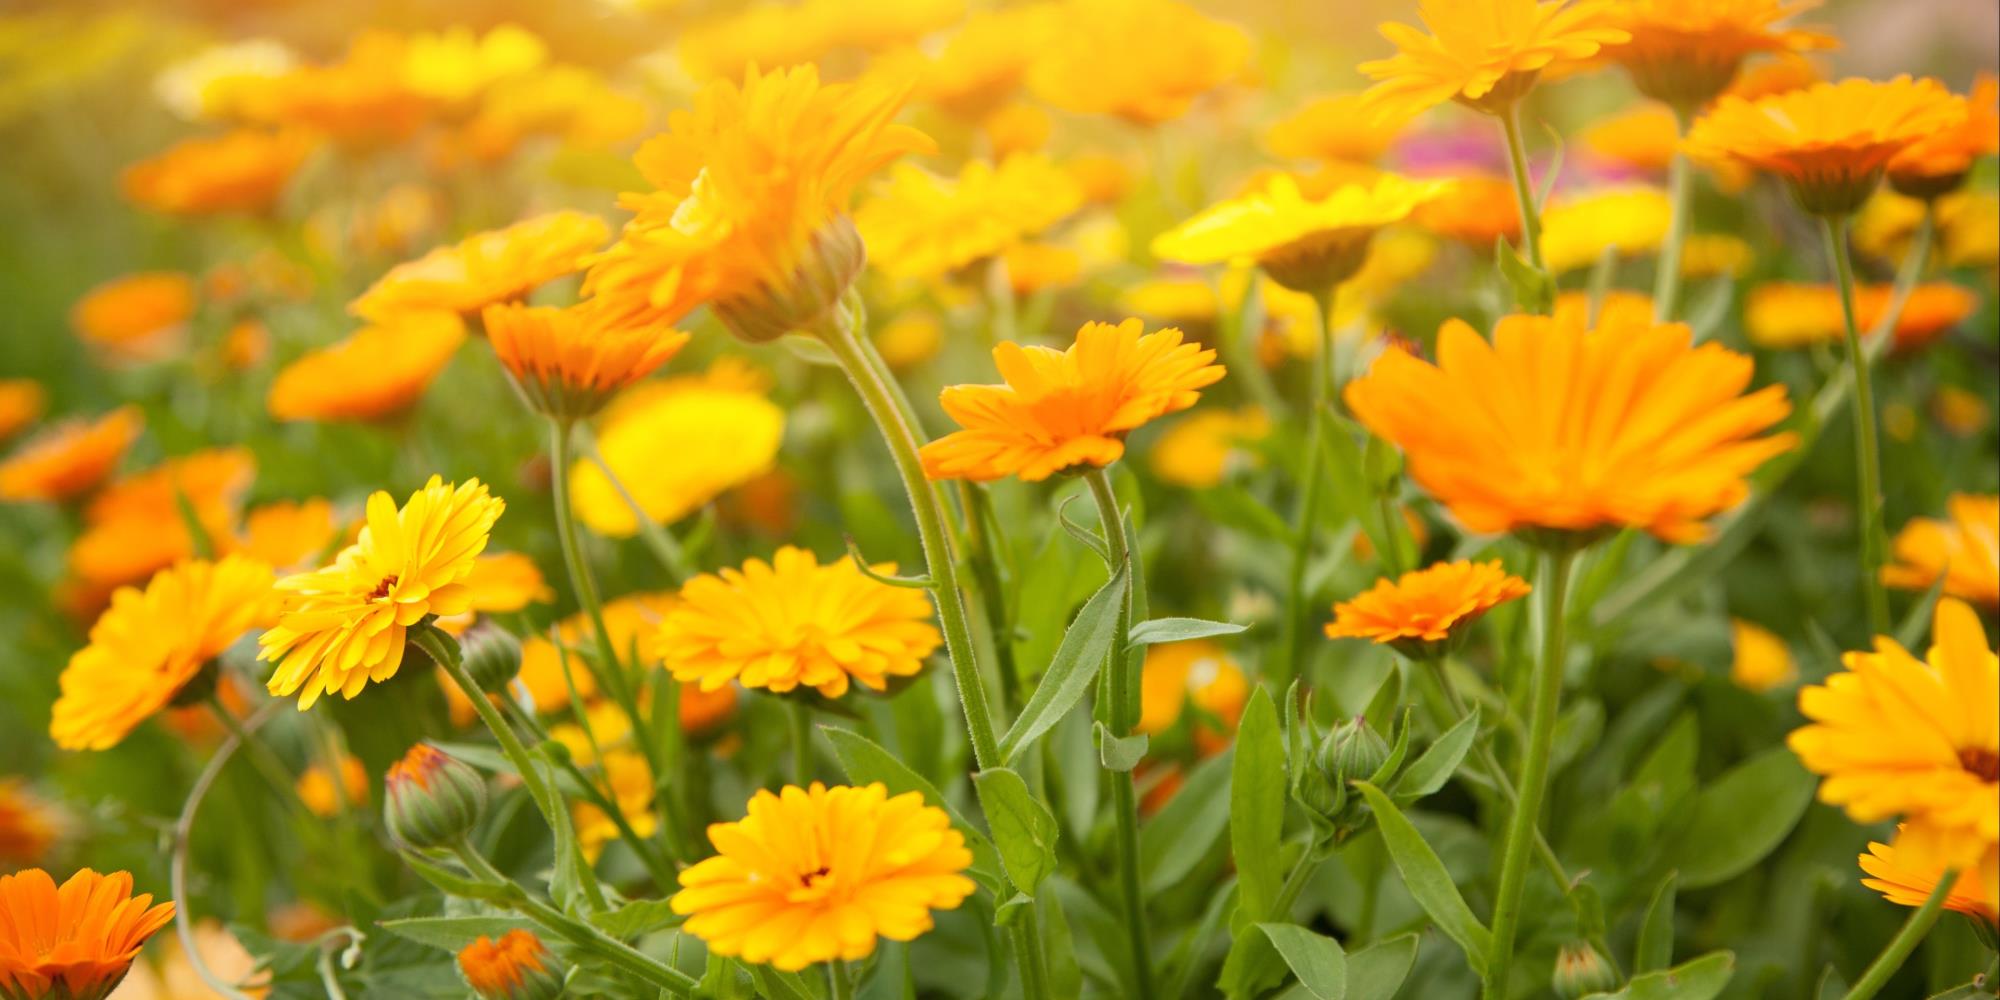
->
[1730,618,1797,692]
[1537,186,1671,273]
[1858,827,1998,926]
[267,311,466,423]
[351,211,608,322]
[1026,0,1249,126]
[1148,406,1271,489]
[920,319,1226,482]
[121,129,313,216]
[571,749,658,861]
[482,300,687,423]
[1743,281,1978,352]
[855,155,1084,282]
[1265,93,1416,165]
[672,783,976,970]
[1327,560,1531,659]
[1882,495,1999,609]
[458,928,564,1000]
[261,477,505,709]
[1139,639,1250,755]
[659,546,941,698]
[1599,0,1835,110]
[0,406,142,503]
[1359,0,1628,119]
[296,753,370,818]
[1344,311,1795,544]
[0,868,175,1000]
[1888,74,2000,200]
[1153,174,1446,293]
[68,272,196,364]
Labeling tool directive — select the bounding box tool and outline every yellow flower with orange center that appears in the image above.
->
[1359,0,1628,119]
[0,781,58,868]
[1888,74,2000,200]
[1327,560,1531,658]
[1345,311,1795,544]
[121,129,313,216]
[482,300,687,423]
[0,868,175,1000]
[457,929,562,1000]
[351,211,608,323]
[68,272,196,364]
[1148,406,1270,489]
[68,446,255,592]
[1882,494,1999,610]
[296,753,369,818]
[1730,618,1797,692]
[1743,281,1978,352]
[1789,597,1999,868]
[1684,76,1967,215]
[260,476,505,709]
[1265,93,1415,165]
[1859,826,1998,926]
[659,546,941,698]
[855,154,1084,282]
[0,381,44,443]
[1139,639,1250,755]
[1154,173,1446,293]
[1413,173,1523,246]
[571,749,658,861]
[672,782,976,970]
[267,311,466,423]
[1026,0,1249,126]
[0,406,142,503]
[1599,0,1834,109]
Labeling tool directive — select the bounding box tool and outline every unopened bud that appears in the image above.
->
[385,742,487,849]
[1319,716,1390,789]
[462,625,523,694]
[1551,941,1618,999]
[458,928,565,1000]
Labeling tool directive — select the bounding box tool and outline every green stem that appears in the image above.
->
[830,960,856,1000]
[205,695,305,817]
[1500,104,1547,277]
[1841,867,1960,1000]
[174,702,284,1000]
[1819,215,1891,635]
[1484,547,1579,999]
[1282,290,1339,685]
[1653,109,1694,321]
[960,481,1022,713]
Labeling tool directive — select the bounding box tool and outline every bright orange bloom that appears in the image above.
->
[267,311,466,423]
[0,782,58,868]
[0,381,44,443]
[1599,0,1834,109]
[1743,281,1978,352]
[1139,639,1250,755]
[352,211,608,322]
[0,407,142,503]
[920,318,1226,482]
[482,300,688,421]
[1888,74,2000,199]
[1327,560,1531,658]
[1882,494,1999,609]
[457,929,561,999]
[0,868,175,1000]
[68,446,255,592]
[68,272,196,364]
[1359,0,1628,119]
[238,497,340,572]
[1345,312,1794,544]
[1413,173,1523,246]
[1026,0,1251,126]
[1859,827,1998,926]
[121,129,312,216]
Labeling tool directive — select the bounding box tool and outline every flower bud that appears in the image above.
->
[711,215,865,343]
[1318,716,1390,789]
[1551,941,1618,999]
[462,625,523,694]
[458,928,566,1000]
[385,742,487,849]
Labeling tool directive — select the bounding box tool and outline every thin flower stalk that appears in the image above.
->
[1282,290,1340,684]
[1841,868,1961,1000]
[1653,108,1695,321]
[1501,104,1548,280]
[1819,216,1892,634]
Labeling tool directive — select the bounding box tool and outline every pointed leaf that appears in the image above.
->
[1392,706,1480,803]
[1128,617,1249,645]
[1345,933,1419,1000]
[1583,951,1733,1000]
[1000,569,1128,762]
[1636,872,1678,972]
[1094,722,1148,772]
[1232,687,1287,921]
[973,767,1060,897]
[1352,782,1490,974]
[1257,924,1346,1000]
[1667,749,1814,889]
[1141,751,1234,893]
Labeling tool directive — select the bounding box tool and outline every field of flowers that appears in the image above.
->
[0,0,1995,998]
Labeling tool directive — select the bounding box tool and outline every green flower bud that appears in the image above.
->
[459,928,566,1000]
[1551,942,1618,999]
[1318,716,1390,789]
[385,742,487,849]
[462,625,523,694]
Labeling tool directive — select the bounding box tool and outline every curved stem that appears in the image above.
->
[1841,867,1960,1000]
[1819,215,1892,635]
[1500,104,1547,277]
[174,701,286,1000]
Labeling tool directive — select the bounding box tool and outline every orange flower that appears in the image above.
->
[1413,173,1523,246]
[1882,494,1998,609]
[296,753,369,818]
[458,929,562,1000]
[0,381,44,443]
[238,497,339,572]
[1599,0,1834,109]
[245,32,433,148]
[483,300,688,422]
[1026,0,1251,126]
[920,318,1226,482]
[267,311,466,422]
[68,272,196,363]
[1139,639,1250,755]
[921,4,1058,119]
[1859,827,1998,926]
[121,129,312,216]
[1888,74,2000,200]
[1744,281,1978,352]
[1684,76,1967,215]
[352,211,608,322]
[1345,312,1795,544]
[0,406,142,503]
[1359,0,1628,119]
[1327,560,1531,658]
[0,868,175,1000]
[68,446,256,591]
[1266,93,1415,165]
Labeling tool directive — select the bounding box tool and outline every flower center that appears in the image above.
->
[368,575,399,601]
[1959,747,1999,783]
[800,865,832,888]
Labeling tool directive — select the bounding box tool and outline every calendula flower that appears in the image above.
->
[873,313,945,371]
[1537,186,1671,273]
[1789,597,1999,868]
[1345,312,1795,544]
[0,406,142,503]
[0,782,58,867]
[921,5,1058,118]
[659,546,940,698]
[1414,172,1523,246]
[49,555,276,751]
[570,369,784,536]
[1026,0,1250,126]
[68,447,255,592]
[672,782,975,970]
[1744,281,1978,351]
[1327,560,1531,659]
[1148,406,1270,489]
[1933,387,1989,438]
[1599,0,1834,110]
[267,311,466,423]
[1139,639,1250,755]
[585,65,932,340]
[433,551,557,638]
[1888,74,2000,200]
[1859,827,1998,926]
[572,749,658,861]
[855,155,1084,282]
[0,381,44,443]
[296,753,369,818]
[1730,618,1797,692]
[482,300,688,423]
[1154,173,1446,293]
[920,318,1226,482]
[1580,104,1758,187]
[1855,189,2000,269]
[154,39,298,121]
[238,498,339,572]
[261,477,505,709]
[1882,495,1999,609]
[351,211,607,322]
[121,129,312,216]
[1359,0,1628,119]
[0,868,175,1000]
[244,32,433,148]
[68,272,196,364]
[1551,290,1658,329]
[1684,76,1967,215]
[400,24,546,106]
[458,929,564,1000]
[465,65,648,160]
[1266,93,1415,165]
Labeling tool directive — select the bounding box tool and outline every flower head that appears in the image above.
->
[921,5,1059,118]
[1359,0,1628,119]
[458,929,564,1000]
[0,382,44,444]
[568,366,784,536]
[121,129,312,216]
[261,477,505,708]
[67,447,256,593]
[385,743,488,848]
[1345,311,1794,544]
[267,311,466,423]
[855,154,1084,282]
[352,211,608,322]
[920,319,1226,482]
[1327,560,1531,659]
[69,272,196,364]
[1888,74,2000,199]
[243,31,433,147]
[483,300,688,422]
[1026,0,1250,126]
[1858,827,1998,926]
[0,783,58,868]
[659,546,940,698]
[1153,174,1446,292]
[572,749,658,861]
[0,407,142,504]
[1600,0,1834,109]
[0,868,175,1000]
[672,782,975,970]
[1744,281,1977,352]
[1148,406,1270,489]
[1883,495,1999,609]
[1730,618,1797,692]
[296,753,369,818]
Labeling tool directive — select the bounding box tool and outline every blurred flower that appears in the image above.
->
[0,12,147,128]
[267,311,467,423]
[1933,387,1989,438]
[457,929,563,1000]
[874,312,944,370]
[1600,0,1833,110]
[921,318,1226,482]
[672,782,975,970]
[1265,93,1414,165]
[0,380,43,443]
[122,130,311,217]
[1888,74,1999,200]
[0,406,142,503]
[678,0,961,81]
[244,32,432,148]
[1856,189,2000,269]
[154,39,297,121]
[1066,153,1138,206]
[1154,174,1445,293]
[459,553,555,615]
[1790,597,1998,868]
[1359,0,1627,119]
[571,369,784,536]
[107,919,265,1000]
[921,5,1058,118]
[0,781,57,867]
[401,24,546,107]
[463,66,648,160]
[572,749,658,861]
[483,300,687,423]
[1148,406,1269,488]
[1725,51,1819,99]
[1577,104,1681,174]
[261,477,504,709]
[1538,186,1670,273]
[296,753,369,818]
[1730,618,1796,692]
[238,498,338,573]
[1680,233,1754,277]
[69,272,196,365]
[352,211,608,322]
[0,868,174,1000]
[1859,828,1998,926]
[1001,242,1083,295]
[220,319,270,372]
[1120,278,1219,326]
[1327,560,1530,659]
[659,546,940,698]
[1882,495,1998,609]
[857,155,1084,282]
[1684,76,1966,215]
[1413,173,1522,246]
[1026,0,1250,126]
[69,447,255,592]
[1346,312,1794,544]
[1743,282,1977,351]
[1139,639,1249,755]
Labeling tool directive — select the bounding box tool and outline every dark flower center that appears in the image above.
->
[800,865,832,888]
[1959,747,1999,783]
[368,575,399,601]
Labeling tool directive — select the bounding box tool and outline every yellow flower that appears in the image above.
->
[1359,0,1628,119]
[267,311,467,423]
[1680,233,1754,277]
[68,271,196,364]
[1933,387,1989,438]
[874,312,944,370]
[296,753,369,818]
[482,300,688,422]
[1789,597,1999,867]
[672,782,975,970]
[68,447,255,593]
[121,129,312,217]
[571,749,658,861]
[1148,406,1270,489]
[855,154,1084,282]
[1882,495,1999,610]
[1855,188,2000,269]
[1729,618,1796,692]
[153,39,298,122]
[1002,242,1083,295]
[659,546,941,698]
[1888,74,2000,200]
[1327,560,1532,659]
[677,0,961,82]
[1744,282,1978,352]
[242,31,433,148]
[352,211,608,322]
[569,369,784,537]
[1026,0,1250,126]
[1153,173,1446,292]
[1538,186,1671,273]
[1265,93,1414,165]
[0,780,59,867]
[921,5,1059,118]
[1600,0,1835,109]
[1859,826,1998,926]
[50,555,277,751]
[0,380,44,443]
[466,65,648,157]
[920,318,1226,482]
[0,868,175,1000]
[400,24,546,106]
[261,477,505,709]
[1139,639,1250,755]
[0,406,142,503]
[1345,312,1795,544]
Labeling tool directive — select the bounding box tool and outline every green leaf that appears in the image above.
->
[1583,951,1733,1000]
[1128,617,1248,645]
[1257,923,1346,1000]
[588,896,683,939]
[1391,706,1479,803]
[1895,571,1948,649]
[999,569,1128,763]
[748,965,818,1000]
[1636,871,1677,972]
[1345,933,1419,1000]
[823,726,1005,893]
[1667,749,1814,889]
[1496,238,1555,313]
[973,767,1060,897]
[375,915,534,953]
[1232,687,1287,920]
[1094,721,1148,772]
[398,852,514,905]
[1141,751,1234,893]
[1352,782,1490,974]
